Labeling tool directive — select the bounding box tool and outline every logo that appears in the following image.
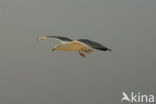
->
[121,92,154,103]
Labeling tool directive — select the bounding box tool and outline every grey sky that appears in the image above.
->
[0,0,156,104]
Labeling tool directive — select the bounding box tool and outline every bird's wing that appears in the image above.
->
[76,39,111,51]
[38,36,73,44]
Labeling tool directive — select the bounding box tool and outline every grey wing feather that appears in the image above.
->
[77,39,111,51]
[46,36,73,42]
[38,35,72,43]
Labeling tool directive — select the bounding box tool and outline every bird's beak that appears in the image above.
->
[38,36,47,40]
[52,48,56,51]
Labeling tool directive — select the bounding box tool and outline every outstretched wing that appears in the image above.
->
[77,39,111,51]
[38,36,73,44]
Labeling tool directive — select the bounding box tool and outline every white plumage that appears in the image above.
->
[38,36,111,58]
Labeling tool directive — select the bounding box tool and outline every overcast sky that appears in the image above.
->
[0,0,156,104]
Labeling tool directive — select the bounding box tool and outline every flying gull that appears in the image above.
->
[38,36,111,58]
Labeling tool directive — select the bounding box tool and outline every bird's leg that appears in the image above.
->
[77,50,86,58]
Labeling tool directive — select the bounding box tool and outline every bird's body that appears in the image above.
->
[55,41,85,51]
[38,35,111,58]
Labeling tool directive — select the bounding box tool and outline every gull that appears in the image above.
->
[38,36,111,58]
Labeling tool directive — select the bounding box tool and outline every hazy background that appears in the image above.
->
[0,0,156,104]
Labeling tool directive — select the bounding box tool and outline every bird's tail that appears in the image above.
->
[84,49,93,54]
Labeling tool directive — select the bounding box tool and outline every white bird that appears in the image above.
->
[38,36,111,58]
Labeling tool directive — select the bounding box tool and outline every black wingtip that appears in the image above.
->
[96,48,112,52]
[107,48,112,51]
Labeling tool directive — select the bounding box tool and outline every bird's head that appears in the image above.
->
[52,45,62,51]
[55,45,62,49]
